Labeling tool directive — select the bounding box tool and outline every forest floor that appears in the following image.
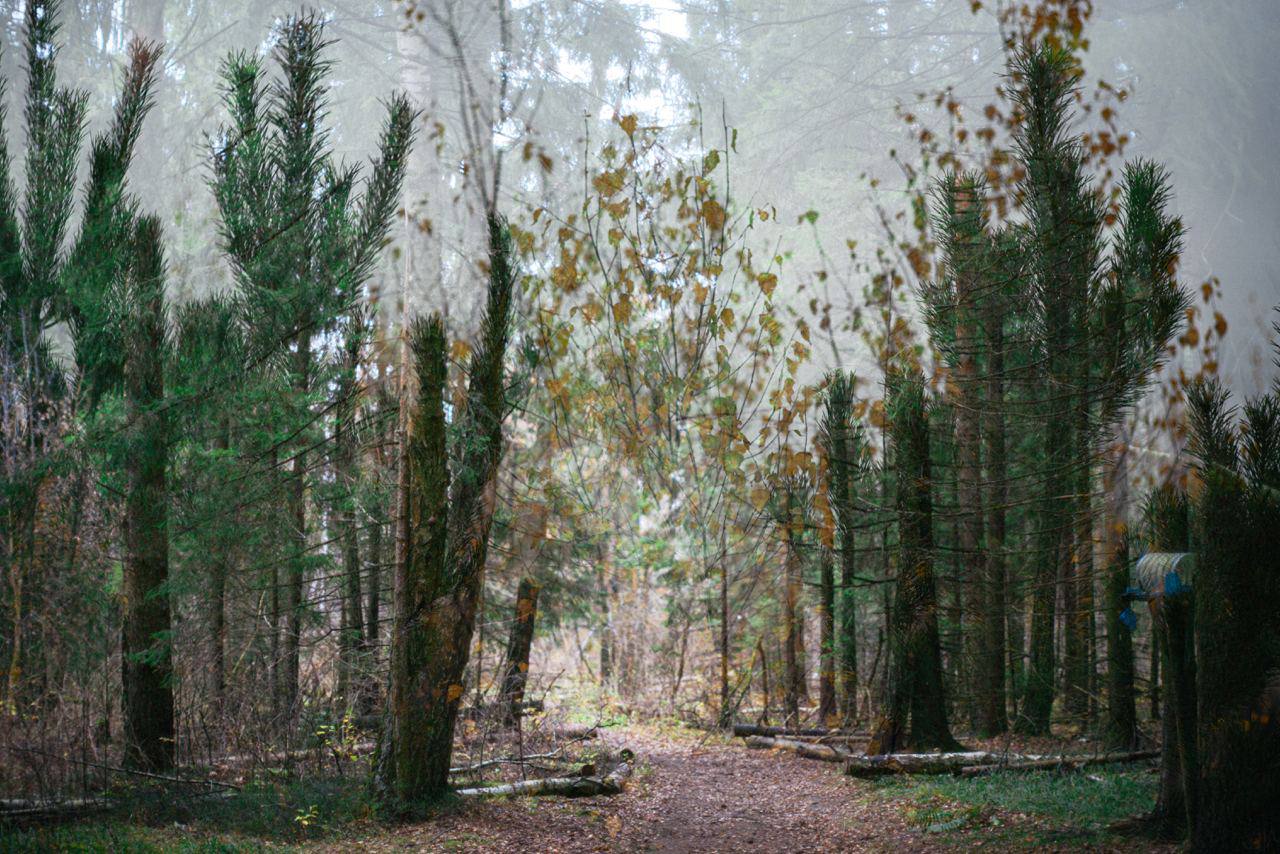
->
[1,721,1176,853]
[334,723,1173,853]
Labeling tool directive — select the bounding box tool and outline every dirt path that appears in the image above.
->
[335,725,926,853]
[605,727,914,853]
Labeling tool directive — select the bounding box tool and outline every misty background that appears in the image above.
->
[4,0,1275,393]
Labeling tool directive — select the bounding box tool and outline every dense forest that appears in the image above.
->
[1,0,1277,851]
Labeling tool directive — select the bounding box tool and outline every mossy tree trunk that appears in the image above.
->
[1103,530,1137,751]
[781,515,802,727]
[120,218,174,772]
[870,368,959,754]
[821,372,862,726]
[500,577,541,726]
[946,181,986,734]
[1145,485,1194,838]
[980,291,1008,736]
[375,316,450,803]
[817,545,838,727]
[374,216,515,806]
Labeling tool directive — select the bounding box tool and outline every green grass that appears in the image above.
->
[0,774,387,852]
[873,763,1158,846]
[0,822,275,853]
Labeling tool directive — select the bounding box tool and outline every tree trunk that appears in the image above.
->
[121,219,174,772]
[1103,531,1137,751]
[500,577,540,726]
[283,337,310,722]
[957,750,1158,777]
[979,307,1007,735]
[269,448,282,719]
[824,373,861,726]
[718,559,731,727]
[1101,435,1135,751]
[1191,425,1280,853]
[837,518,859,727]
[848,750,1028,777]
[733,723,864,738]
[366,517,383,647]
[339,501,364,709]
[817,546,837,727]
[360,512,383,717]
[211,419,230,710]
[745,735,853,762]
[455,760,632,798]
[950,186,985,733]
[599,542,614,689]
[336,363,364,710]
[671,614,690,710]
[375,317,451,804]
[756,636,770,725]
[1149,614,1160,721]
[782,510,802,726]
[871,370,959,754]
[1152,597,1197,839]
[375,217,515,805]
[1021,434,1066,734]
[1063,425,1093,723]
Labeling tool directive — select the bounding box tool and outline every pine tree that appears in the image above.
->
[0,0,178,767]
[211,13,413,720]
[1008,45,1187,734]
[1144,485,1195,838]
[1102,528,1137,750]
[1010,44,1105,734]
[820,370,870,725]
[374,215,518,806]
[119,216,173,771]
[869,365,959,753]
[1185,376,1280,850]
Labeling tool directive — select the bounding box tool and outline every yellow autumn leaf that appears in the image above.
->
[701,199,726,230]
[758,272,777,299]
[592,169,625,197]
[618,113,638,137]
[612,295,632,324]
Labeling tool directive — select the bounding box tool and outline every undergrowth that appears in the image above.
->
[874,762,1159,846]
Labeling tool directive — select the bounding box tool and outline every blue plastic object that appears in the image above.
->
[1164,570,1183,596]
[1119,607,1138,631]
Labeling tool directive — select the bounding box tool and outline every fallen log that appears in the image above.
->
[745,735,855,762]
[845,748,1161,778]
[957,750,1160,778]
[846,751,1027,778]
[450,743,590,776]
[733,723,863,738]
[742,732,869,745]
[0,789,236,825]
[463,699,545,722]
[549,723,599,740]
[0,796,115,823]
[455,760,632,798]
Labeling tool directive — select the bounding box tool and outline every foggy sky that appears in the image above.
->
[4,0,1274,392]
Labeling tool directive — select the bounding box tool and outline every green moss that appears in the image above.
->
[873,764,1158,846]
